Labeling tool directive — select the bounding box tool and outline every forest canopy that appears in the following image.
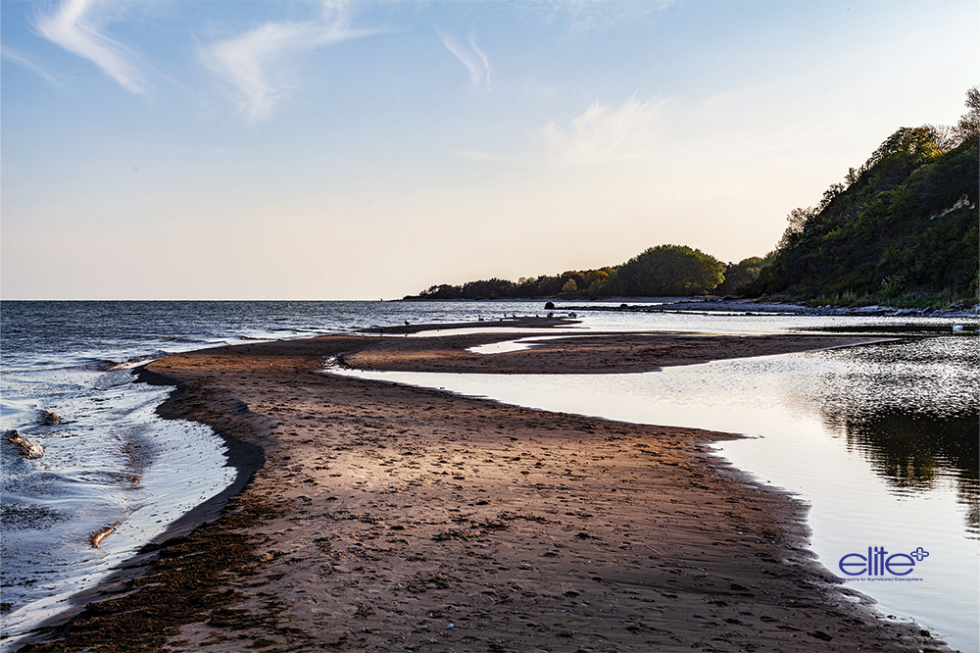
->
[409,245,746,300]
[615,245,725,296]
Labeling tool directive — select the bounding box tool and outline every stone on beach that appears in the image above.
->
[6,430,44,459]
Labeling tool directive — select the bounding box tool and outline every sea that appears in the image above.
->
[1,300,977,651]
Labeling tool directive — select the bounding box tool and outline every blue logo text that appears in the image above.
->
[838,546,929,577]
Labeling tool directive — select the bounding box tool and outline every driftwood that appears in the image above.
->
[90,526,117,548]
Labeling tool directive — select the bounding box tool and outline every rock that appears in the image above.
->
[6,430,44,459]
[42,410,61,425]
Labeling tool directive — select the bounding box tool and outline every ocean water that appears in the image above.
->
[1,301,977,650]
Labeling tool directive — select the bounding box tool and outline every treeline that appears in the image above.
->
[410,244,766,300]
[744,87,979,302]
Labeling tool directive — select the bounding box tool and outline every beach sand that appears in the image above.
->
[18,326,947,652]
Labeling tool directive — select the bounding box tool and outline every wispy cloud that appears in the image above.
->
[198,2,382,122]
[545,0,677,32]
[1,47,59,85]
[544,96,665,164]
[438,30,491,91]
[34,0,147,96]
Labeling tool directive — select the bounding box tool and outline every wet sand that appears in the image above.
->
[17,327,947,652]
[341,328,893,375]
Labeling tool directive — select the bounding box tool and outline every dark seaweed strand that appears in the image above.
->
[15,491,318,652]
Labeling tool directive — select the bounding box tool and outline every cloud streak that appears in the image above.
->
[544,96,665,164]
[546,0,678,32]
[438,30,491,91]
[1,47,59,85]
[198,2,382,122]
[34,0,147,96]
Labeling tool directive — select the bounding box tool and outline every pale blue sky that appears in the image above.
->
[2,0,976,299]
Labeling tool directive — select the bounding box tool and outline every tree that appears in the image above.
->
[865,126,946,170]
[956,86,980,140]
[777,207,818,251]
[715,256,770,295]
[616,244,725,296]
[419,284,461,299]
[927,124,959,152]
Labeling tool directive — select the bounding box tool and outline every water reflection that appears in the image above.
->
[798,339,979,536]
[842,410,977,489]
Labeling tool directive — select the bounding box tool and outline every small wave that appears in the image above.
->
[96,355,160,371]
[59,470,144,487]
[0,503,70,531]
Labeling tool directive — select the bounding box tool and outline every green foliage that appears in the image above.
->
[715,256,771,296]
[415,269,617,300]
[879,273,906,298]
[616,245,726,296]
[865,126,946,169]
[956,86,980,140]
[746,100,979,303]
[411,249,731,300]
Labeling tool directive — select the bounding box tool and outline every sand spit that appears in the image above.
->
[16,330,947,652]
[340,331,894,375]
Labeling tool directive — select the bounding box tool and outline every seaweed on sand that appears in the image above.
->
[17,493,310,652]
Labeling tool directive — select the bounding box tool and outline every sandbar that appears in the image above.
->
[17,328,945,652]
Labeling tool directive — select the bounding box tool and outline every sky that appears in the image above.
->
[1,0,976,300]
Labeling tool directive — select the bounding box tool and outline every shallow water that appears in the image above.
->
[0,365,236,642]
[330,335,979,652]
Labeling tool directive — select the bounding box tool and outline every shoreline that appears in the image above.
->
[14,329,948,652]
[398,296,980,319]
